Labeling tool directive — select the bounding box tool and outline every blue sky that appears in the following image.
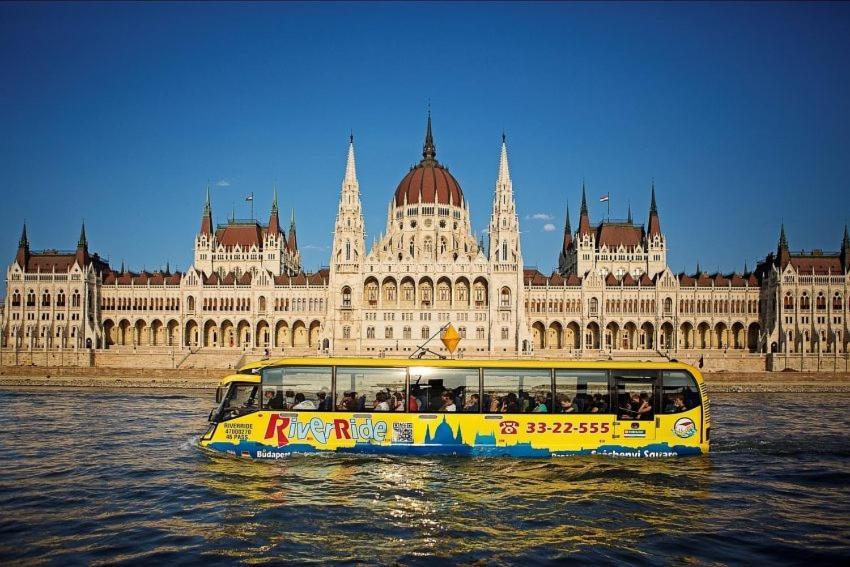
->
[1,2,849,294]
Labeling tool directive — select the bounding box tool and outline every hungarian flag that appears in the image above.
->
[245,193,254,202]
[599,194,609,202]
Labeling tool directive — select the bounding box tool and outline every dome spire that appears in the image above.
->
[422,109,436,162]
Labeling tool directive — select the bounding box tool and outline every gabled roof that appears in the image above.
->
[789,255,842,275]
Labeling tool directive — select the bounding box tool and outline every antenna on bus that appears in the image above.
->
[409,322,450,360]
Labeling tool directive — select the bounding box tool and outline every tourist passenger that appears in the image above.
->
[464,393,480,412]
[559,394,575,413]
[373,391,390,411]
[292,392,317,410]
[489,395,501,413]
[316,391,330,411]
[665,394,686,413]
[636,392,653,420]
[265,389,285,410]
[338,391,357,411]
[390,392,405,411]
[439,391,457,412]
[501,393,519,413]
[531,393,548,413]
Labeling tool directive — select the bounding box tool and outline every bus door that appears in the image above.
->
[612,372,658,442]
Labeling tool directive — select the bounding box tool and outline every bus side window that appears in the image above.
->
[661,371,701,413]
[555,370,609,414]
[335,367,406,412]
[483,368,551,413]
[262,366,333,411]
[409,367,480,412]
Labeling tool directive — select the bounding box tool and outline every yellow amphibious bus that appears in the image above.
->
[199,358,709,458]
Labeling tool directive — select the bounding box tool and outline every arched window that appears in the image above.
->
[502,240,508,262]
[341,286,352,308]
[12,290,21,307]
[56,290,66,307]
[589,297,598,314]
[384,326,393,339]
[71,291,80,307]
[259,296,267,312]
[187,296,195,311]
[501,327,509,340]
[476,327,485,340]
[345,240,351,261]
[342,326,350,339]
[459,326,467,339]
[421,326,430,340]
[664,297,672,314]
[500,287,511,308]
[366,326,375,339]
[27,290,35,307]
[403,326,411,339]
[41,291,50,307]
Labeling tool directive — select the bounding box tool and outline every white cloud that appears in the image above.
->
[303,244,330,251]
[531,213,553,221]
[216,179,230,187]
[543,223,556,232]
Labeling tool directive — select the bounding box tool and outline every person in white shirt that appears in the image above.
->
[373,391,390,411]
[292,392,317,410]
[439,391,457,412]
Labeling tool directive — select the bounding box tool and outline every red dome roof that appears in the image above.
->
[394,162,463,207]
[393,112,464,207]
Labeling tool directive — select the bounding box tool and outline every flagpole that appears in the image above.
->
[250,192,254,220]
[607,193,610,220]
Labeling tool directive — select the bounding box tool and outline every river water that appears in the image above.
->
[1,388,849,565]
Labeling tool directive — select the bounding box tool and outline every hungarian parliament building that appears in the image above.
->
[3,116,850,365]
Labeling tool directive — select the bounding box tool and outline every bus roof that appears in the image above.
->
[222,356,705,386]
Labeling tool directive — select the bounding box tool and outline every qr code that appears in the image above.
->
[392,422,413,444]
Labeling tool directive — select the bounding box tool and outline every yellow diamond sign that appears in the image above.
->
[441,323,461,354]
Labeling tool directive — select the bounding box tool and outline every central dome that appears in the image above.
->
[393,114,464,207]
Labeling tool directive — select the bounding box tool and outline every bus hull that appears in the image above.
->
[200,408,708,459]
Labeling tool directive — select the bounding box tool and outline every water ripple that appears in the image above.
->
[0,388,849,563]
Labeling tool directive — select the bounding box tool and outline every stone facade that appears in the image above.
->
[2,116,849,369]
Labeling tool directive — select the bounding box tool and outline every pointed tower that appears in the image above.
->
[15,223,29,268]
[200,186,213,236]
[268,186,281,237]
[645,180,667,277]
[578,182,591,236]
[558,204,574,274]
[287,209,299,254]
[487,133,529,352]
[647,180,661,237]
[574,182,596,276]
[422,110,436,163]
[627,202,633,224]
[194,186,216,276]
[75,222,90,267]
[841,224,850,272]
[327,134,367,353]
[330,134,366,273]
[777,222,791,268]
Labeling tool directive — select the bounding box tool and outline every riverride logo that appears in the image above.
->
[672,417,697,439]
[263,414,388,447]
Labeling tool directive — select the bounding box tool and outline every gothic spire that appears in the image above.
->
[15,223,29,267]
[77,222,88,249]
[75,221,90,266]
[840,224,849,271]
[562,203,573,254]
[497,132,510,186]
[268,184,281,236]
[647,180,661,237]
[578,181,591,236]
[287,209,298,252]
[18,223,28,249]
[345,133,358,185]
[627,201,633,224]
[422,110,436,162]
[779,222,788,249]
[200,186,213,236]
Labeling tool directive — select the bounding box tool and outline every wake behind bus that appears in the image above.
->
[199,358,709,458]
